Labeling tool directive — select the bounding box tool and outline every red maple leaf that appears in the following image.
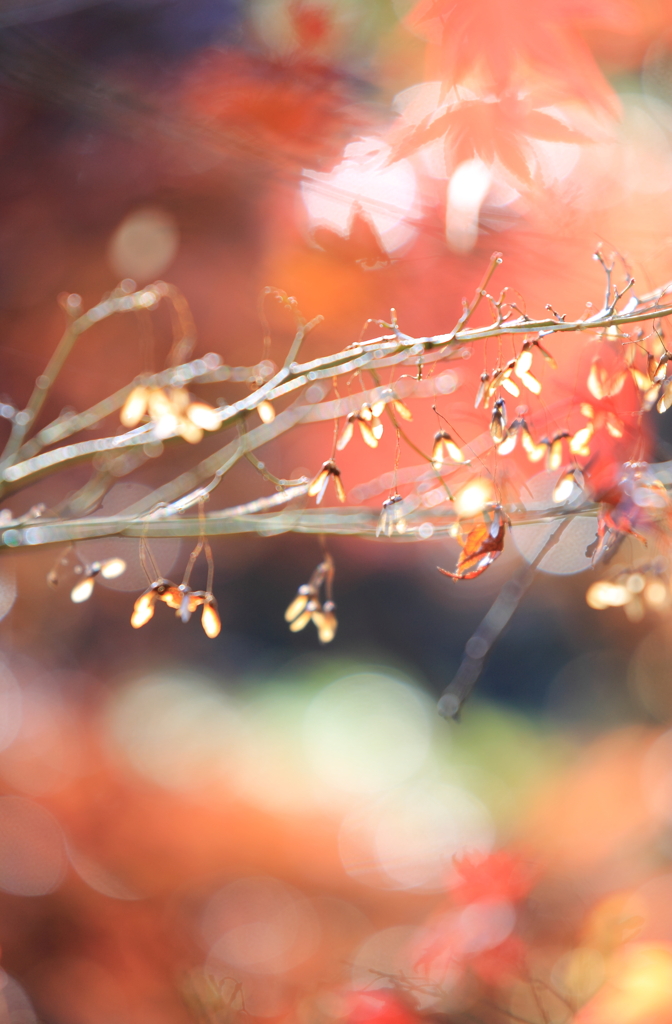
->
[389,94,593,185]
[346,991,421,1024]
[470,933,528,985]
[180,49,357,169]
[288,1,333,50]
[450,851,536,904]
[438,518,505,580]
[405,0,636,110]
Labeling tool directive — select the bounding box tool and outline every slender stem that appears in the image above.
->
[446,251,503,339]
[1,319,81,462]
[0,498,610,548]
[1,282,173,465]
[283,314,324,369]
[437,518,573,720]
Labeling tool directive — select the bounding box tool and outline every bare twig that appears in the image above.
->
[437,518,573,720]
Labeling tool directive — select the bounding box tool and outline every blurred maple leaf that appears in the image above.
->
[405,0,637,110]
[288,0,333,50]
[346,990,421,1024]
[390,93,593,184]
[181,48,359,168]
[450,851,536,904]
[438,517,506,580]
[311,204,391,267]
[469,933,528,984]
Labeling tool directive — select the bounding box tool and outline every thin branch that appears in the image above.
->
[0,496,609,548]
[14,352,226,462]
[446,251,503,339]
[437,517,574,720]
[3,286,670,495]
[0,282,171,465]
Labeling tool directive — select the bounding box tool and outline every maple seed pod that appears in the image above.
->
[167,387,190,415]
[393,399,412,421]
[358,417,378,448]
[175,584,203,623]
[308,460,345,504]
[515,346,533,376]
[201,597,221,638]
[546,432,567,472]
[100,557,126,579]
[71,558,125,601]
[475,371,490,409]
[70,576,95,603]
[178,418,204,444]
[490,398,507,444]
[371,399,386,419]
[257,400,276,424]
[187,402,221,431]
[431,434,445,469]
[654,353,669,381]
[657,379,672,413]
[153,412,179,439]
[520,424,545,463]
[643,384,662,412]
[157,584,182,610]
[569,422,594,456]
[630,367,651,392]
[131,590,157,628]
[314,600,337,643]
[605,413,624,438]
[519,371,541,395]
[289,598,320,633]
[552,470,576,504]
[587,359,627,401]
[120,385,149,428]
[496,431,517,456]
[376,493,406,537]
[147,387,174,420]
[432,430,464,468]
[285,585,311,622]
[501,362,520,397]
[336,416,355,451]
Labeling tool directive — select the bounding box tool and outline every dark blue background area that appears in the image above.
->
[3,0,244,58]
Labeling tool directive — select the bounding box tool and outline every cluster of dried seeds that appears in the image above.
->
[131,579,221,637]
[284,554,337,643]
[121,385,220,443]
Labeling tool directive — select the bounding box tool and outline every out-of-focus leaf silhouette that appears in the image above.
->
[287,0,333,51]
[311,204,391,267]
[405,0,636,109]
[390,93,594,183]
[180,47,360,170]
[451,850,535,903]
[0,26,358,178]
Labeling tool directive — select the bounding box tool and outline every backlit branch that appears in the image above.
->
[1,258,671,552]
